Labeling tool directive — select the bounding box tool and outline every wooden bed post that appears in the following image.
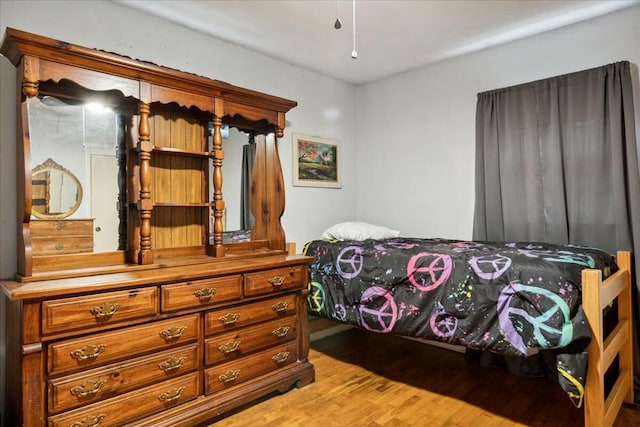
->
[582,251,634,427]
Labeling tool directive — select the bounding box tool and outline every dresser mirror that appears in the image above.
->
[27,94,127,252]
[221,126,254,237]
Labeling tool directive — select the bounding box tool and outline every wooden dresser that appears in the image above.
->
[0,28,314,427]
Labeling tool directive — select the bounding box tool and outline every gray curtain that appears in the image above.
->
[473,61,640,401]
[240,139,256,230]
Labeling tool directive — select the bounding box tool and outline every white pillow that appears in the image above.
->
[321,221,400,241]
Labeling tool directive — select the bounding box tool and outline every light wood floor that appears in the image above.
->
[212,327,640,427]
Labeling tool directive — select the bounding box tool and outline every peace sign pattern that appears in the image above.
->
[304,237,615,404]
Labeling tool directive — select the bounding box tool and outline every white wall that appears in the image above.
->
[0,0,357,278]
[355,4,640,240]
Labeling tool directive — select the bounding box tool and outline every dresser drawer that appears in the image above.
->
[204,342,298,395]
[42,287,159,335]
[48,314,200,376]
[48,343,199,414]
[205,316,297,366]
[204,294,297,335]
[48,372,200,427]
[30,219,94,236]
[31,219,94,255]
[243,266,305,297]
[161,275,242,312]
[31,236,94,255]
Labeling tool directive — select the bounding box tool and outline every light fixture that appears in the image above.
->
[85,102,112,114]
[334,0,342,29]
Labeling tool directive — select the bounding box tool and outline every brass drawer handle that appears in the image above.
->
[218,340,241,354]
[158,386,185,403]
[70,414,107,427]
[159,326,187,340]
[70,379,107,397]
[158,356,186,372]
[194,287,216,301]
[268,276,285,288]
[55,243,64,251]
[272,351,290,364]
[219,369,240,384]
[70,344,107,361]
[272,326,290,338]
[89,302,121,318]
[271,301,289,313]
[218,312,240,325]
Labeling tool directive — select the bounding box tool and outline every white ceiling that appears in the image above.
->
[113,0,639,85]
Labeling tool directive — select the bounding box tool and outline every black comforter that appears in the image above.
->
[303,237,617,406]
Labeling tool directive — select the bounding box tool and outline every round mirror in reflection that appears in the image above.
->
[31,158,83,219]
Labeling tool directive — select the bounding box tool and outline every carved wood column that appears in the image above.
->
[210,98,225,257]
[17,56,40,277]
[276,112,286,138]
[137,102,154,264]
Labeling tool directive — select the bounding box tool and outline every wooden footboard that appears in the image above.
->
[582,251,634,427]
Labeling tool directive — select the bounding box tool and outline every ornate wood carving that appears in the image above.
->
[137,102,154,264]
[2,27,298,275]
[211,106,225,257]
[21,56,39,98]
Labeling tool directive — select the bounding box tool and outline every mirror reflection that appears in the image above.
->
[27,95,123,252]
[31,158,83,219]
[222,127,250,231]
[220,127,255,243]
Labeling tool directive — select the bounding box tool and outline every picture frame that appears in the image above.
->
[292,134,341,188]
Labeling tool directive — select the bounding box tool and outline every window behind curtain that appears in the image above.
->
[473,60,640,401]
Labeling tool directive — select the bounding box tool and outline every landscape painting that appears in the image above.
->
[293,134,341,188]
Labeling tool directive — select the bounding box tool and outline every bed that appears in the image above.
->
[303,235,634,427]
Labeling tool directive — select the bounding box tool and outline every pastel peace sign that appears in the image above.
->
[407,252,452,292]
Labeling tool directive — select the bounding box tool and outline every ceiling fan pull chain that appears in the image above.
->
[351,0,358,59]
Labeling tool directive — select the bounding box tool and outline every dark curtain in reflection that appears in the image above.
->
[241,138,256,230]
[473,61,640,401]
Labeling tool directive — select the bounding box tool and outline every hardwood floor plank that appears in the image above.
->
[211,328,640,427]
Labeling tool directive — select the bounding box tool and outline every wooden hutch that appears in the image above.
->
[0,28,314,426]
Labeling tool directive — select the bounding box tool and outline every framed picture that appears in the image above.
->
[292,134,341,188]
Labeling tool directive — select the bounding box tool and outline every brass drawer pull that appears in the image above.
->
[218,340,241,354]
[70,414,107,427]
[89,302,121,318]
[158,386,185,403]
[55,243,64,251]
[158,356,186,372]
[159,326,187,340]
[194,287,216,301]
[271,301,289,313]
[268,276,285,288]
[218,312,240,325]
[272,351,290,364]
[70,379,107,397]
[219,369,240,384]
[272,326,290,338]
[70,344,107,361]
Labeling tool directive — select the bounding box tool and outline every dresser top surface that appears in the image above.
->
[1,253,312,300]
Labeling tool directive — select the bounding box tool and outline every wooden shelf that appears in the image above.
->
[153,202,210,207]
[152,146,211,158]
